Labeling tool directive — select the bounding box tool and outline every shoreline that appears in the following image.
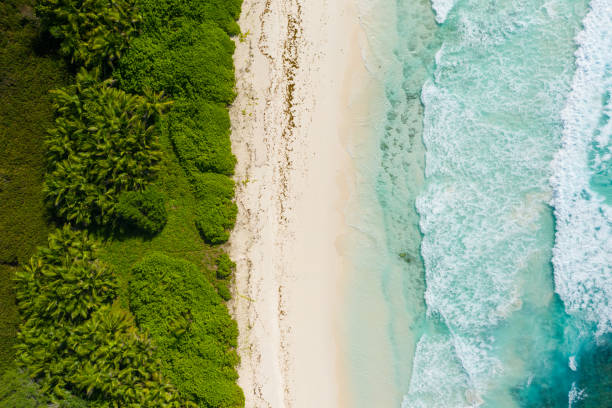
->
[228,0,371,405]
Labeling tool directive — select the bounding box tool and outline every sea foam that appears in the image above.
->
[405,0,588,406]
[551,0,612,337]
[431,0,456,23]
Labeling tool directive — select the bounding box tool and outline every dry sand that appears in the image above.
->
[228,0,373,406]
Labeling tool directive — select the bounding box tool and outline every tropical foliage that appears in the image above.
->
[0,0,70,371]
[135,0,242,35]
[44,68,170,227]
[214,253,235,301]
[14,227,189,407]
[4,0,246,405]
[215,253,235,280]
[193,173,238,245]
[14,226,116,324]
[117,188,168,234]
[116,19,237,104]
[168,99,236,176]
[0,367,88,407]
[36,0,142,68]
[0,368,49,408]
[130,253,244,407]
[115,3,240,242]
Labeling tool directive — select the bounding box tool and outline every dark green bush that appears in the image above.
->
[36,0,142,68]
[116,19,236,104]
[216,281,232,301]
[215,253,235,280]
[14,225,117,325]
[130,253,244,407]
[44,68,170,227]
[192,173,237,244]
[168,99,236,176]
[117,188,168,234]
[136,0,242,35]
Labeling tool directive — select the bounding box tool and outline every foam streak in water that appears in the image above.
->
[431,0,456,23]
[551,0,612,336]
[405,0,588,406]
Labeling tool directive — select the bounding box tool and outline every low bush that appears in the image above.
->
[36,0,142,68]
[192,173,237,244]
[168,99,236,176]
[44,68,169,227]
[117,188,168,234]
[215,253,235,280]
[116,19,236,104]
[216,281,232,301]
[136,0,242,35]
[130,253,244,407]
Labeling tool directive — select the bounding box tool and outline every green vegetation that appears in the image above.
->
[36,0,142,68]
[168,99,236,176]
[14,226,117,324]
[45,68,169,228]
[4,0,245,405]
[193,173,238,245]
[0,367,88,407]
[134,0,242,36]
[214,253,236,301]
[114,0,241,245]
[0,368,48,408]
[117,188,168,235]
[116,19,236,103]
[130,253,243,407]
[0,0,71,372]
[14,228,187,406]
[216,253,236,280]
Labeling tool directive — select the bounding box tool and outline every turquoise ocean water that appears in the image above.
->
[349,0,612,406]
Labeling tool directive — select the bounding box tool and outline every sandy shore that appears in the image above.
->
[228,0,371,406]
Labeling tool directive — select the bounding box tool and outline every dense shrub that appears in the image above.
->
[44,68,169,227]
[215,253,235,279]
[116,19,236,104]
[115,0,242,249]
[168,99,236,176]
[14,227,188,407]
[65,306,186,407]
[0,365,89,408]
[215,281,232,301]
[192,173,238,244]
[0,368,48,408]
[16,307,187,407]
[130,253,244,407]
[117,188,168,234]
[136,0,242,35]
[14,226,117,324]
[36,0,142,68]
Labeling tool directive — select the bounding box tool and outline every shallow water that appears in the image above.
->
[348,0,611,406]
[407,0,590,405]
[345,0,438,405]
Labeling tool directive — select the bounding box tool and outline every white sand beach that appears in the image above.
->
[228,0,372,406]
